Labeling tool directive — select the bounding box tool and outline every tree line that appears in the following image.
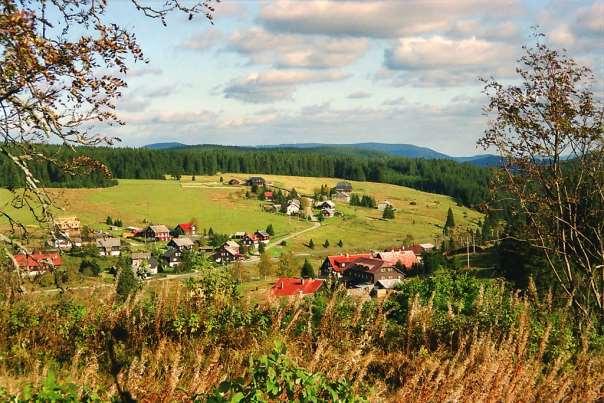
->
[0,144,492,207]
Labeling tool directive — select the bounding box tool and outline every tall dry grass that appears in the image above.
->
[0,279,602,401]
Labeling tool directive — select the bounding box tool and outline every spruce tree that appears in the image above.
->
[337,239,343,247]
[383,205,395,219]
[308,239,315,249]
[445,207,456,228]
[300,258,315,278]
[106,216,113,225]
[266,224,275,236]
[323,239,330,248]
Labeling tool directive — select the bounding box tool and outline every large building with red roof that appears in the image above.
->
[14,252,62,273]
[320,253,372,277]
[271,277,325,297]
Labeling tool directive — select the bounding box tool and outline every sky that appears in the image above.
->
[105,0,603,156]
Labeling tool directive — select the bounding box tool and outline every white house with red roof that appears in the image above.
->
[174,222,197,236]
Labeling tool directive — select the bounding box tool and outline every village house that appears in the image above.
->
[143,224,171,241]
[131,252,158,275]
[371,279,404,298]
[333,191,351,203]
[375,250,418,269]
[96,237,121,257]
[286,199,300,216]
[48,233,81,251]
[167,237,195,251]
[320,208,336,218]
[173,222,197,236]
[377,200,393,212]
[14,252,62,275]
[232,232,258,248]
[343,257,405,286]
[270,277,325,298]
[247,176,266,187]
[53,216,81,238]
[254,230,271,244]
[335,181,353,194]
[320,253,373,277]
[263,203,281,213]
[213,240,242,263]
[315,200,336,209]
[263,191,273,201]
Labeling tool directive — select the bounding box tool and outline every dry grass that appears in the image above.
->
[1,279,602,402]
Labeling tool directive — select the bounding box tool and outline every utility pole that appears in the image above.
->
[466,235,470,269]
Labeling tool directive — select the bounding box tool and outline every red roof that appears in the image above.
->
[177,223,195,232]
[264,191,273,198]
[271,277,324,297]
[326,253,372,273]
[14,253,62,269]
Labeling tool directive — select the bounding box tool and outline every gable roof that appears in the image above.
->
[132,252,151,260]
[169,237,194,248]
[96,237,121,248]
[255,230,270,238]
[14,252,62,269]
[222,240,241,255]
[271,277,324,297]
[325,253,372,273]
[348,257,385,273]
[176,223,195,232]
[376,250,417,268]
[149,224,170,234]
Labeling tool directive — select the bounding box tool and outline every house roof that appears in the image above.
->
[315,200,336,208]
[375,279,403,289]
[149,224,170,234]
[271,277,324,297]
[96,237,121,248]
[264,191,273,197]
[177,223,195,232]
[169,237,194,248]
[132,252,151,260]
[335,181,352,190]
[14,252,62,269]
[222,240,241,255]
[255,230,270,238]
[348,257,385,273]
[326,253,372,273]
[375,250,417,269]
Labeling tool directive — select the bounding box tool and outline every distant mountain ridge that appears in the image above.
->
[144,142,501,167]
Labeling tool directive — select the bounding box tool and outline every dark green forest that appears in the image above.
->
[0,145,491,206]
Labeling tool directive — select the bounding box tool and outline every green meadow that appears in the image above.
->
[0,175,482,255]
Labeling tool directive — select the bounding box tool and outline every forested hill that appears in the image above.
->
[0,145,492,207]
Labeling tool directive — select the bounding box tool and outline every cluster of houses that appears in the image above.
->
[270,243,434,298]
[213,230,272,263]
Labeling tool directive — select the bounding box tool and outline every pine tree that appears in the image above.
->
[308,239,315,249]
[323,239,330,248]
[116,266,140,302]
[337,239,343,247]
[445,207,456,228]
[300,258,315,278]
[266,224,275,236]
[106,216,113,225]
[383,205,395,219]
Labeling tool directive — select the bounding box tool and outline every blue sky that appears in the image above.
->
[105,0,603,156]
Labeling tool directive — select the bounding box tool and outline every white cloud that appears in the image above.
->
[259,0,520,38]
[347,91,372,99]
[223,69,349,103]
[227,27,368,69]
[181,29,224,51]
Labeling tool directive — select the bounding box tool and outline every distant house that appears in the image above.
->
[377,200,393,212]
[143,225,171,241]
[48,234,75,251]
[96,237,121,257]
[254,230,271,244]
[404,243,435,258]
[228,178,241,185]
[343,257,405,286]
[333,191,351,203]
[213,240,242,263]
[131,252,158,275]
[232,232,257,247]
[320,253,372,277]
[164,248,183,268]
[286,199,301,216]
[271,277,325,298]
[167,237,195,251]
[173,222,197,236]
[335,181,353,193]
[320,208,336,218]
[247,176,266,187]
[315,200,336,209]
[53,216,81,237]
[371,279,403,298]
[374,250,417,269]
[14,252,62,275]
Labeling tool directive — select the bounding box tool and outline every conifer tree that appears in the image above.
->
[300,259,315,278]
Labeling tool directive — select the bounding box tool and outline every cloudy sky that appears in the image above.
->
[107,0,603,156]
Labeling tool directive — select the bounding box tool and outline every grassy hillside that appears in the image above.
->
[0,175,482,256]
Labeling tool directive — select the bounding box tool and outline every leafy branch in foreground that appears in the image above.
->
[480,32,604,318]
